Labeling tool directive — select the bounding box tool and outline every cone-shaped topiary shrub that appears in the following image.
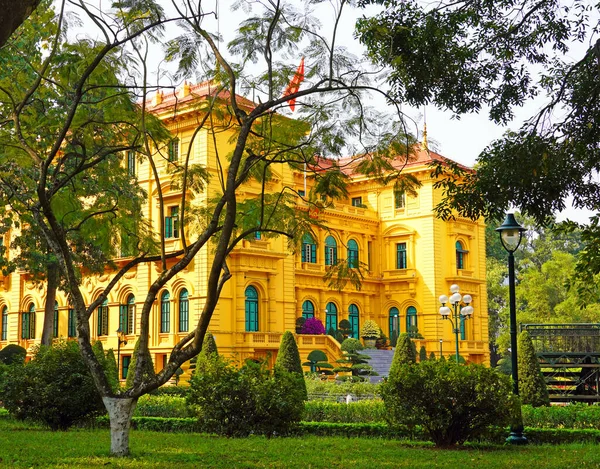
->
[276,331,303,374]
[104,348,120,392]
[199,332,219,360]
[419,345,427,362]
[125,338,155,389]
[276,331,307,397]
[518,331,550,407]
[389,333,416,377]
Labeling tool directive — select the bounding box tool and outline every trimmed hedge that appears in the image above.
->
[306,377,380,400]
[522,403,600,429]
[303,400,385,423]
[92,416,600,445]
[134,395,190,418]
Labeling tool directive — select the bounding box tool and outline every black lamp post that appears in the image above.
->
[116,328,127,378]
[496,213,528,444]
[439,284,474,363]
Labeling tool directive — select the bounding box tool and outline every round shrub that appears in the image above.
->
[187,356,306,437]
[301,317,325,335]
[0,344,26,365]
[381,359,512,447]
[0,341,105,430]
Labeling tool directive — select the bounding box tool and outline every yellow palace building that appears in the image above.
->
[0,82,489,378]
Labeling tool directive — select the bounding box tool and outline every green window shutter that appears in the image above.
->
[68,308,76,338]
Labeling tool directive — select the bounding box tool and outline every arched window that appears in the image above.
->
[325,302,338,334]
[161,291,170,333]
[53,301,59,338]
[456,241,468,270]
[97,299,109,337]
[245,286,259,332]
[389,307,400,339]
[22,303,36,340]
[179,289,189,333]
[347,239,359,268]
[325,236,338,266]
[348,304,359,339]
[302,300,314,320]
[1,306,7,341]
[302,234,316,263]
[120,294,135,335]
[406,306,417,337]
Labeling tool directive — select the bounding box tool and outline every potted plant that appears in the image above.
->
[338,319,352,339]
[360,320,380,348]
[295,316,306,334]
[376,328,388,349]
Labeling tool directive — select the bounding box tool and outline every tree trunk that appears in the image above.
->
[103,396,138,457]
[41,262,58,346]
[0,0,41,47]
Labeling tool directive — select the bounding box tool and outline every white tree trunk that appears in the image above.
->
[103,396,138,457]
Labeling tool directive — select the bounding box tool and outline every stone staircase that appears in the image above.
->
[365,348,394,383]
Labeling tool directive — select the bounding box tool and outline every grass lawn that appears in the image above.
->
[0,419,599,468]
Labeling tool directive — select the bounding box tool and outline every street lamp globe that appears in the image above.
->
[496,213,526,252]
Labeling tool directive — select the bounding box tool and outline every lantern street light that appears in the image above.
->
[496,213,528,445]
[116,328,128,378]
[438,284,474,363]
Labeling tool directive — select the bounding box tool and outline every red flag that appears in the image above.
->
[282,57,305,111]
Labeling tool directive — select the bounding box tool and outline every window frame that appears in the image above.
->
[348,304,359,339]
[325,302,338,334]
[351,196,363,207]
[22,303,36,340]
[127,150,135,176]
[97,299,109,337]
[68,308,76,338]
[179,289,189,333]
[406,306,418,337]
[347,239,359,268]
[302,300,315,320]
[160,291,171,333]
[456,240,468,270]
[53,301,59,338]
[164,206,180,239]
[1,306,7,341]
[396,242,407,269]
[324,236,338,266]
[301,234,316,263]
[245,286,259,332]
[122,355,131,380]
[389,307,400,339]
[394,190,406,209]
[168,138,179,162]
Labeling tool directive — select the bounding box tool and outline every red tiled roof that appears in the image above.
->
[311,147,471,178]
[146,81,256,113]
